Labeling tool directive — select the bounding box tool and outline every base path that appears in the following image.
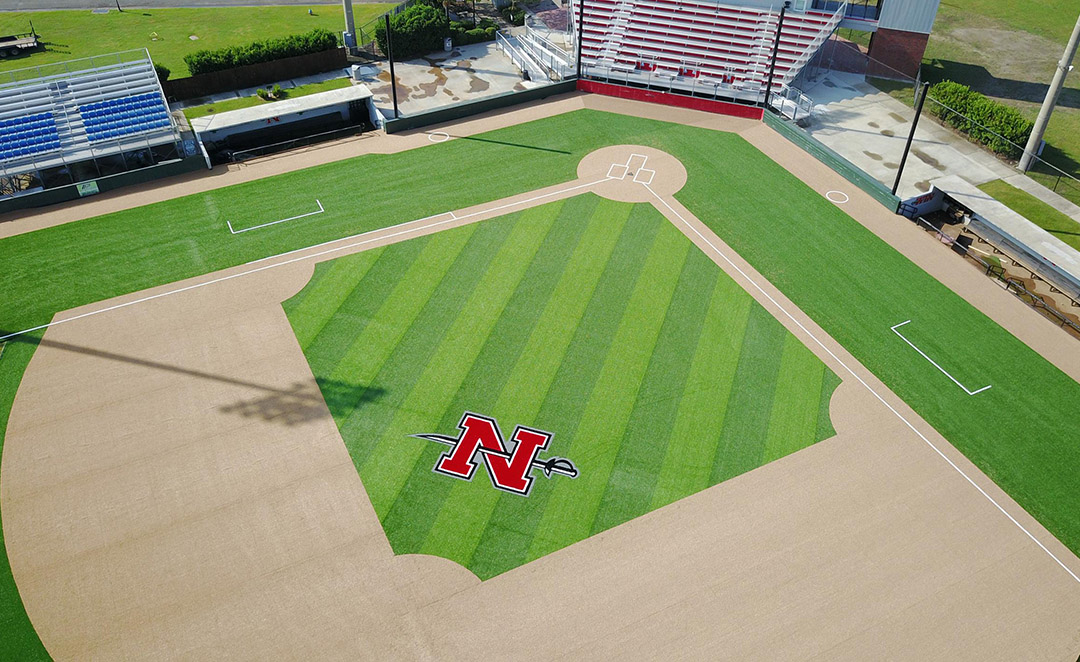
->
[3,144,1080,659]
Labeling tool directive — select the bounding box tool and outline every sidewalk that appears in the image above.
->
[801,72,1080,223]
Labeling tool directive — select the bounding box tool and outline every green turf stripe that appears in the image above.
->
[284,247,386,350]
[379,197,596,555]
[359,205,561,518]
[417,198,636,563]
[816,370,841,441]
[320,227,478,390]
[647,274,754,510]
[526,219,691,561]
[589,247,718,534]
[298,235,432,382]
[333,218,519,469]
[709,304,787,484]
[761,335,828,463]
[468,203,663,579]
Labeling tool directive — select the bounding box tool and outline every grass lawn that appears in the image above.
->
[2,109,1080,656]
[0,5,392,78]
[909,0,1080,205]
[182,77,353,120]
[282,195,839,579]
[978,179,1080,251]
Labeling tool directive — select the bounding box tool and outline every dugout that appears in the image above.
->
[903,175,1080,302]
[190,84,378,163]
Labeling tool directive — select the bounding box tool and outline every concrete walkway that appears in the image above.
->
[356,41,542,118]
[802,72,1080,223]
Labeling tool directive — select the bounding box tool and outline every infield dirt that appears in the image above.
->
[3,98,1080,660]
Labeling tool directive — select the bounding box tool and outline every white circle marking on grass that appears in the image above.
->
[428,132,450,143]
[826,190,849,204]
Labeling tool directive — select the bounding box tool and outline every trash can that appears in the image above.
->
[444,37,453,52]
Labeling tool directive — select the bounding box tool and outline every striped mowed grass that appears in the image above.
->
[283,194,840,579]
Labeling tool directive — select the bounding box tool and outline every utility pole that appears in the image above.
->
[1019,13,1080,172]
[342,0,357,53]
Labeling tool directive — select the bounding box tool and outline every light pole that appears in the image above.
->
[762,2,789,111]
[893,81,931,196]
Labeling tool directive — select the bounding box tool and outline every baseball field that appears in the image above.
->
[2,98,1080,658]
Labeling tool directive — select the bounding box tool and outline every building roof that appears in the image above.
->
[932,174,1080,300]
[190,83,372,134]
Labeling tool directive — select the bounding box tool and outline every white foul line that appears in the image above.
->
[643,183,1080,585]
[0,177,610,345]
[891,320,991,396]
[227,199,325,234]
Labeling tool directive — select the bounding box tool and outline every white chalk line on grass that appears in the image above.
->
[891,320,991,396]
[644,183,1080,585]
[0,176,612,345]
[226,199,325,235]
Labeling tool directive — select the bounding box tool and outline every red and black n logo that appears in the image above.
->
[411,412,578,496]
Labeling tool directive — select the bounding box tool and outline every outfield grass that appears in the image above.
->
[2,109,1080,657]
[182,77,354,120]
[978,179,1080,251]
[282,196,839,578]
[0,6,392,78]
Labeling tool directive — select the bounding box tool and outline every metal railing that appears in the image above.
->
[0,49,151,87]
[495,31,542,82]
[909,214,1080,340]
[518,26,574,80]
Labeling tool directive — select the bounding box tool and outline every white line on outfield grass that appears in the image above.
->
[0,177,611,345]
[891,320,991,396]
[644,183,1080,585]
[227,199,325,235]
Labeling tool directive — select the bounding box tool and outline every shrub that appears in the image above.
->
[184,28,339,76]
[271,83,284,98]
[256,87,270,99]
[376,4,450,60]
[450,19,497,45]
[927,80,1033,160]
[153,63,170,82]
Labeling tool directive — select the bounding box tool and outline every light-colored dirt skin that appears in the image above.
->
[3,98,1080,660]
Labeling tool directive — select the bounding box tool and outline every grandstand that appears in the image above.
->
[0,49,197,211]
[546,0,940,106]
[568,0,844,104]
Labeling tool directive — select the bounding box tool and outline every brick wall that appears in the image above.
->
[867,28,929,80]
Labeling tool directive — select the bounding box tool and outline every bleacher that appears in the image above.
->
[565,0,845,103]
[0,113,61,162]
[0,50,178,171]
[80,92,171,142]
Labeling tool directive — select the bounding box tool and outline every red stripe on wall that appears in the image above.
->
[576,79,764,120]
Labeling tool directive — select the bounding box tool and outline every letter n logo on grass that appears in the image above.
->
[411,412,579,497]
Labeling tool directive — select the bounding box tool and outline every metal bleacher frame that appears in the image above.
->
[562,0,846,105]
[0,49,187,202]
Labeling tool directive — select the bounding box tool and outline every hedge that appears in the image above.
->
[376,4,450,60]
[184,28,339,76]
[927,80,1033,160]
[450,19,497,46]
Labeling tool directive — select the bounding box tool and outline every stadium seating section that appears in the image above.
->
[79,92,171,143]
[0,55,174,166]
[572,0,843,98]
[0,113,61,162]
